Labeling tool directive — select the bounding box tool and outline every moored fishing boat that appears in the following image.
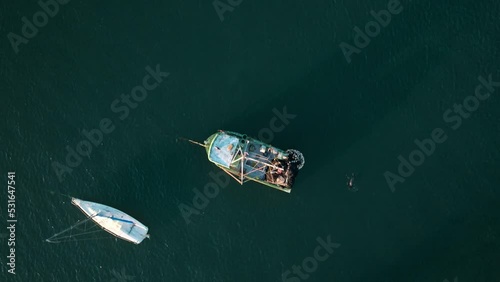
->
[186,130,305,193]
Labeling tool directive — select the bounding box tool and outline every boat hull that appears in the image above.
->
[204,130,304,193]
[71,198,149,244]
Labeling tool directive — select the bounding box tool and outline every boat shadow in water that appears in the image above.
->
[220,46,449,190]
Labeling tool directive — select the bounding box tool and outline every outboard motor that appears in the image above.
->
[285,149,305,187]
[286,149,305,170]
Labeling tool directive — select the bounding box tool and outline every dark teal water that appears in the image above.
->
[1,0,500,281]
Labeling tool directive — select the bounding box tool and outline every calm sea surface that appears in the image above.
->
[1,0,499,281]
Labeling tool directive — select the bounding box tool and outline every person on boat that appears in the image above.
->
[346,173,358,192]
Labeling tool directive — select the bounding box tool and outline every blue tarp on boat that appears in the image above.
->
[208,133,239,168]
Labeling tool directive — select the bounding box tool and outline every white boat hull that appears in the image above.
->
[71,198,149,244]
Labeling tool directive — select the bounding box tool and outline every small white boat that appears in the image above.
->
[71,198,149,244]
[46,197,149,245]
